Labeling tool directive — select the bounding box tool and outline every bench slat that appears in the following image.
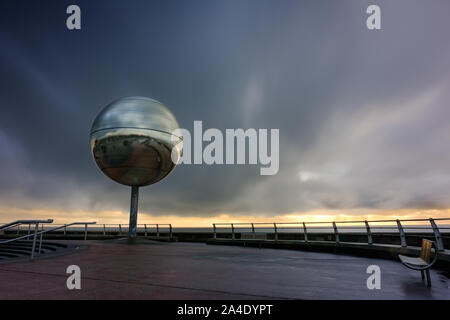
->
[398,254,427,266]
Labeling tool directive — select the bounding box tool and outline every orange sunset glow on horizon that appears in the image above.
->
[1,206,450,227]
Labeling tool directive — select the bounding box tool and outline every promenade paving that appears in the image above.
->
[0,240,448,299]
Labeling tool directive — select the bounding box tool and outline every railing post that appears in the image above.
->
[119,224,122,235]
[396,220,407,247]
[103,224,106,236]
[38,232,43,254]
[169,224,173,239]
[213,224,217,239]
[429,218,444,251]
[144,224,147,237]
[84,224,88,240]
[251,223,255,239]
[302,222,308,242]
[27,224,31,240]
[274,223,278,241]
[365,220,373,245]
[332,222,339,244]
[156,224,160,238]
[231,224,235,240]
[30,223,39,260]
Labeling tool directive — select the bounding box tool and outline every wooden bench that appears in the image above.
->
[398,239,439,287]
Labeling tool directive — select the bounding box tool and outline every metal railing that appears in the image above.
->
[212,218,450,252]
[109,223,172,238]
[5,223,174,239]
[0,222,96,260]
[70,223,173,238]
[0,220,54,239]
[142,224,172,238]
[0,220,53,231]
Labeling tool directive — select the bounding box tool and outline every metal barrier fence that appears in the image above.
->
[0,221,95,259]
[2,219,449,251]
[2,223,173,239]
[212,218,450,252]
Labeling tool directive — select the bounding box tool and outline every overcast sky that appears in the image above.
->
[1,0,450,223]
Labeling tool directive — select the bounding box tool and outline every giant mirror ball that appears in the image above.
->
[90,96,182,187]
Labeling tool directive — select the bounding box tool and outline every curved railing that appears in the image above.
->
[4,223,174,239]
[96,223,173,238]
[0,220,53,231]
[0,222,96,259]
[212,218,450,251]
[4,219,447,252]
[0,220,53,239]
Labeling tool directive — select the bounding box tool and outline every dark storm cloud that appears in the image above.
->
[1,0,450,217]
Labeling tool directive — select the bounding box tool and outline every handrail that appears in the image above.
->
[0,219,53,231]
[211,218,449,251]
[1,222,96,243]
[24,223,174,239]
[43,222,96,240]
[213,218,450,225]
[31,223,173,228]
[0,222,96,260]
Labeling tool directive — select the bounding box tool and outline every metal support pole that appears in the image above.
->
[333,222,339,244]
[169,224,173,239]
[84,224,88,240]
[365,220,373,245]
[156,224,160,238]
[38,232,43,254]
[274,223,278,241]
[64,226,67,236]
[396,220,407,247]
[119,224,122,235]
[251,223,255,239]
[103,224,106,236]
[144,224,147,237]
[16,224,20,235]
[430,218,444,251]
[30,223,39,260]
[231,224,235,240]
[27,224,31,239]
[213,224,217,239]
[303,222,308,242]
[128,186,139,238]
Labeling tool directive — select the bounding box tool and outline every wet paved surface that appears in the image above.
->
[0,240,448,299]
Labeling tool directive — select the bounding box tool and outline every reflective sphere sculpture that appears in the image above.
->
[90,96,182,187]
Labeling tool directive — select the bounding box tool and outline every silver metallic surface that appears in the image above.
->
[90,96,182,187]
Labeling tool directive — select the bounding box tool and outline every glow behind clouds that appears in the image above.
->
[1,0,450,223]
